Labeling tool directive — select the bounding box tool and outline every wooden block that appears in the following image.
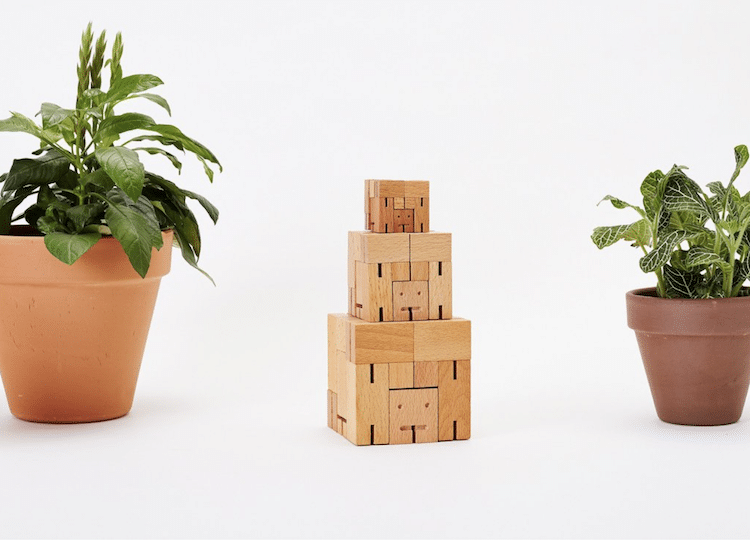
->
[405,197,417,209]
[414,197,429,233]
[393,280,429,322]
[371,180,405,198]
[364,180,372,229]
[393,208,414,233]
[414,361,438,388]
[355,261,393,322]
[411,261,429,281]
[394,197,405,210]
[350,231,410,263]
[438,360,470,441]
[410,232,451,262]
[389,362,414,389]
[428,261,452,320]
[327,389,338,431]
[370,197,394,233]
[328,314,347,390]
[403,180,429,198]
[347,316,415,364]
[348,231,364,265]
[352,362,389,445]
[389,388,438,444]
[390,262,410,281]
[414,318,471,362]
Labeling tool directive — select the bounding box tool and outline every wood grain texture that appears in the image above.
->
[349,316,415,365]
[403,181,430,198]
[410,261,429,281]
[414,361,439,388]
[350,231,410,263]
[355,261,393,322]
[410,232,451,262]
[428,261,452,320]
[371,180,405,198]
[389,362,414,389]
[389,388,438,444]
[438,360,471,441]
[413,318,471,362]
[414,197,429,233]
[390,262,410,281]
[354,363,389,445]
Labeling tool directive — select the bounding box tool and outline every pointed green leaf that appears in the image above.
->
[95,146,145,201]
[124,134,184,151]
[104,189,163,277]
[146,124,221,170]
[0,186,36,234]
[182,189,219,224]
[3,149,72,192]
[133,147,182,172]
[172,227,215,285]
[123,93,171,115]
[106,74,164,104]
[66,203,105,232]
[43,230,101,265]
[95,112,155,145]
[0,112,41,135]
[39,103,76,129]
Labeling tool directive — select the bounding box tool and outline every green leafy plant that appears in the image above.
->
[592,145,750,299]
[0,23,221,280]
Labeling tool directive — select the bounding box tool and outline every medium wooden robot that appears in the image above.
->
[327,180,471,445]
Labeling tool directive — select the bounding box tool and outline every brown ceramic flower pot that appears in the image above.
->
[627,287,750,426]
[0,227,172,423]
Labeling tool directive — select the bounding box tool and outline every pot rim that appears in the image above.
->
[626,287,750,335]
[627,287,750,304]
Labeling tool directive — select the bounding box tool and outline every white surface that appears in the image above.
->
[1,1,750,538]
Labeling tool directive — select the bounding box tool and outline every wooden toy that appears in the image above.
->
[365,180,430,233]
[328,180,471,445]
[348,231,452,323]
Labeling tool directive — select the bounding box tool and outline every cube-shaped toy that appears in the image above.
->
[328,179,472,446]
[348,231,452,323]
[365,180,430,233]
[327,314,471,445]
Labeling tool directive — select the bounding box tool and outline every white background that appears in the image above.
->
[1,0,749,538]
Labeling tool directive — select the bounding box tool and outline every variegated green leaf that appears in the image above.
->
[641,170,664,218]
[663,169,711,216]
[685,246,732,272]
[639,229,692,273]
[591,224,632,249]
[663,264,701,298]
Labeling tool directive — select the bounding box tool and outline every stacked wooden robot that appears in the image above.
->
[327,180,471,445]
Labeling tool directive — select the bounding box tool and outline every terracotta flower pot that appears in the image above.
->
[0,228,172,423]
[627,287,750,425]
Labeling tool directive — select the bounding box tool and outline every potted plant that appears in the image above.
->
[593,144,750,425]
[0,24,221,423]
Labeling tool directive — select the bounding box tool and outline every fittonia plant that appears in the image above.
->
[593,145,750,299]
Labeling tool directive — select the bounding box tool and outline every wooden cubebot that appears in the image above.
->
[348,231,452,323]
[365,180,430,233]
[327,314,471,445]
